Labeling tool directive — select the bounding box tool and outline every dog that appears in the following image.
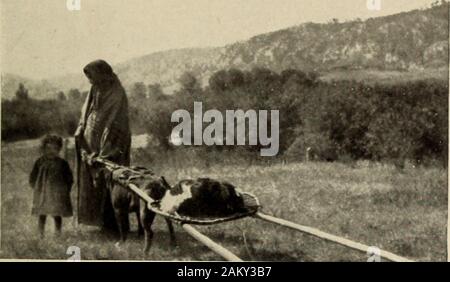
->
[139,176,176,253]
[151,178,247,218]
[111,174,246,253]
[110,171,176,254]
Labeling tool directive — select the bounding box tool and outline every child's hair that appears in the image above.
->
[40,134,63,152]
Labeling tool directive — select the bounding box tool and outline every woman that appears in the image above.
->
[75,60,131,233]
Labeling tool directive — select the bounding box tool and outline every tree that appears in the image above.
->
[281,69,309,85]
[179,71,201,95]
[210,69,246,93]
[247,67,282,101]
[209,70,228,92]
[227,68,245,89]
[131,82,147,99]
[81,91,89,101]
[57,91,66,101]
[68,88,81,100]
[15,83,29,100]
[148,83,165,99]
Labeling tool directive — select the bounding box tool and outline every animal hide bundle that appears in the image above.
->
[157,178,248,218]
[109,166,248,219]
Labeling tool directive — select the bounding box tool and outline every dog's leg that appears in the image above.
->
[114,208,129,243]
[111,185,130,247]
[141,208,156,254]
[136,210,144,236]
[165,218,177,247]
[130,194,144,236]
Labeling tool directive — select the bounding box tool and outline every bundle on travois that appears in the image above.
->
[105,160,259,222]
[156,178,249,217]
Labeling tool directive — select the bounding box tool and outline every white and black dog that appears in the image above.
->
[150,178,247,217]
[115,176,247,253]
[111,174,176,253]
[141,178,246,250]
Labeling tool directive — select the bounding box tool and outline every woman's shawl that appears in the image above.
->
[75,61,131,226]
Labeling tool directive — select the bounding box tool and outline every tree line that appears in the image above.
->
[2,68,448,166]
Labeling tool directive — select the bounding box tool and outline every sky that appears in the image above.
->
[0,0,436,80]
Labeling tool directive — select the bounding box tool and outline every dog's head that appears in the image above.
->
[143,176,171,202]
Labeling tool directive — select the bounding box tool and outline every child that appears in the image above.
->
[29,134,73,237]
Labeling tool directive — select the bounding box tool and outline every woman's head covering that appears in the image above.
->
[83,60,118,87]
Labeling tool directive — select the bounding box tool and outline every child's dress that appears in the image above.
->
[29,156,73,217]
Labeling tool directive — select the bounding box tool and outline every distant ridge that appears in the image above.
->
[2,3,448,100]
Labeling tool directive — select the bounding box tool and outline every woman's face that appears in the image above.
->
[85,71,99,85]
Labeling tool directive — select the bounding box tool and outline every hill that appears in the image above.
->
[2,3,448,99]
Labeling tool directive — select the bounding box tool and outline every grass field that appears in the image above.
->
[0,140,447,261]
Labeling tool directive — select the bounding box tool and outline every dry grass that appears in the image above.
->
[0,142,447,261]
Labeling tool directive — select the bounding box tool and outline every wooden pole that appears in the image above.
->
[254,212,413,262]
[181,224,243,262]
[127,183,156,205]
